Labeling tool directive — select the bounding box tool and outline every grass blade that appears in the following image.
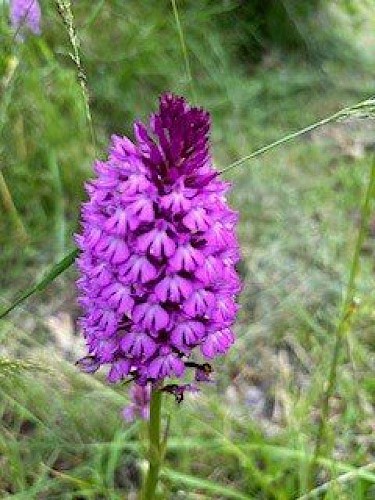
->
[48,152,66,259]
[220,95,375,175]
[161,467,250,499]
[0,248,78,319]
[171,0,197,103]
[56,0,96,154]
[297,463,375,499]
[310,157,375,475]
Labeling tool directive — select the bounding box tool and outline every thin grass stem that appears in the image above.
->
[48,152,66,258]
[171,0,197,103]
[0,54,28,241]
[310,157,375,479]
[0,248,78,319]
[0,170,28,242]
[298,462,375,500]
[220,95,375,175]
[55,0,96,154]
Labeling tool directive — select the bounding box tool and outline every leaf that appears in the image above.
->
[0,248,79,319]
[161,467,250,500]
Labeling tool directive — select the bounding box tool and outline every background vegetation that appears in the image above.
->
[0,0,374,498]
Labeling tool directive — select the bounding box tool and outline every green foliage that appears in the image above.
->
[210,0,360,65]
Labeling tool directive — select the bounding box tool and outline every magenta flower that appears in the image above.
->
[76,93,240,414]
[122,385,151,422]
[10,0,41,37]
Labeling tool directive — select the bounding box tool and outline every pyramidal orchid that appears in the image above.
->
[75,93,241,496]
[76,93,240,391]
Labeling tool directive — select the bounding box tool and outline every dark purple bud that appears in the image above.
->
[76,356,100,374]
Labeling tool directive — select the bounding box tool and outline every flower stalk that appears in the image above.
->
[143,388,163,500]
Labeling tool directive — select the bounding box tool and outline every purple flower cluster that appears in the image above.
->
[10,0,41,37]
[76,93,240,396]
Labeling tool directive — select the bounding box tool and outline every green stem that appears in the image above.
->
[0,170,28,242]
[55,0,97,154]
[298,463,375,500]
[0,53,28,242]
[310,157,375,477]
[143,389,162,500]
[171,0,197,104]
[219,95,374,175]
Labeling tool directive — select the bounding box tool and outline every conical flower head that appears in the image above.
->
[10,0,41,37]
[76,93,240,389]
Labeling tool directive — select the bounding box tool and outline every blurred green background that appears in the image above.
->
[0,0,374,498]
